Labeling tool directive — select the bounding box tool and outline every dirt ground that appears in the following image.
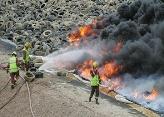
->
[0,51,146,117]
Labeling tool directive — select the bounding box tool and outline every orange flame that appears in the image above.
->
[132,88,159,101]
[68,31,81,44]
[68,23,96,45]
[144,88,159,101]
[99,61,122,81]
[78,59,93,79]
[80,25,93,37]
[78,60,122,81]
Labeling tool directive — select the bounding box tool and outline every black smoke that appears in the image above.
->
[98,0,164,76]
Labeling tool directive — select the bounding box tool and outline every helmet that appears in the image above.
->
[24,42,31,48]
[93,61,98,68]
[24,42,29,47]
[12,51,17,56]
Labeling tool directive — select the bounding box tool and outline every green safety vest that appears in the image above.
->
[91,75,99,86]
[23,48,30,63]
[9,56,18,73]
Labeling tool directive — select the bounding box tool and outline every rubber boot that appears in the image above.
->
[89,97,91,102]
[95,98,99,104]
[11,84,15,89]
[14,80,17,85]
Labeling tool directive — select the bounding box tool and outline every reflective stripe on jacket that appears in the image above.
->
[23,48,30,63]
[9,56,18,73]
[91,75,99,86]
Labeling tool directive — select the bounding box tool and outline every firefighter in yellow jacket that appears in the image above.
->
[23,42,31,72]
[89,61,101,104]
[7,51,19,89]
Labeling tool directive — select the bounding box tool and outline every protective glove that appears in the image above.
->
[6,69,9,74]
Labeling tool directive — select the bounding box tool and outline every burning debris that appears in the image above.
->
[68,22,97,45]
[132,88,159,102]
[77,60,122,81]
[40,0,164,113]
[144,88,159,101]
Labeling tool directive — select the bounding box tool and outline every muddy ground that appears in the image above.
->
[0,51,148,117]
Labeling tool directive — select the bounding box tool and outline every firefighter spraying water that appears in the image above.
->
[23,42,31,72]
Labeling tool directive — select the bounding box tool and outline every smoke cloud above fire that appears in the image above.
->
[101,0,164,75]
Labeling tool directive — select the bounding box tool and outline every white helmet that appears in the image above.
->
[12,51,17,56]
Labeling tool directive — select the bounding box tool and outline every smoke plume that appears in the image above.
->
[101,0,164,76]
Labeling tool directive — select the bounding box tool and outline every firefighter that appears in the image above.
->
[7,51,19,89]
[23,42,31,72]
[89,61,101,104]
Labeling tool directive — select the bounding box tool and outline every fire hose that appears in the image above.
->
[19,74,35,117]
[0,67,35,117]
[0,63,23,94]
[0,64,25,110]
[0,81,25,110]
[0,63,11,94]
[0,63,7,70]
[0,79,10,94]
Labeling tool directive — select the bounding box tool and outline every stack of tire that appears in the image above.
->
[29,57,44,78]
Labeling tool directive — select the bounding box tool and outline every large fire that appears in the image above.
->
[76,41,123,81]
[68,19,123,90]
[67,17,160,108]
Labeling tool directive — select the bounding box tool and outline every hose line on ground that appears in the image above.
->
[0,81,25,110]
[0,63,10,94]
[0,79,10,94]
[0,65,36,117]
[20,74,35,117]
